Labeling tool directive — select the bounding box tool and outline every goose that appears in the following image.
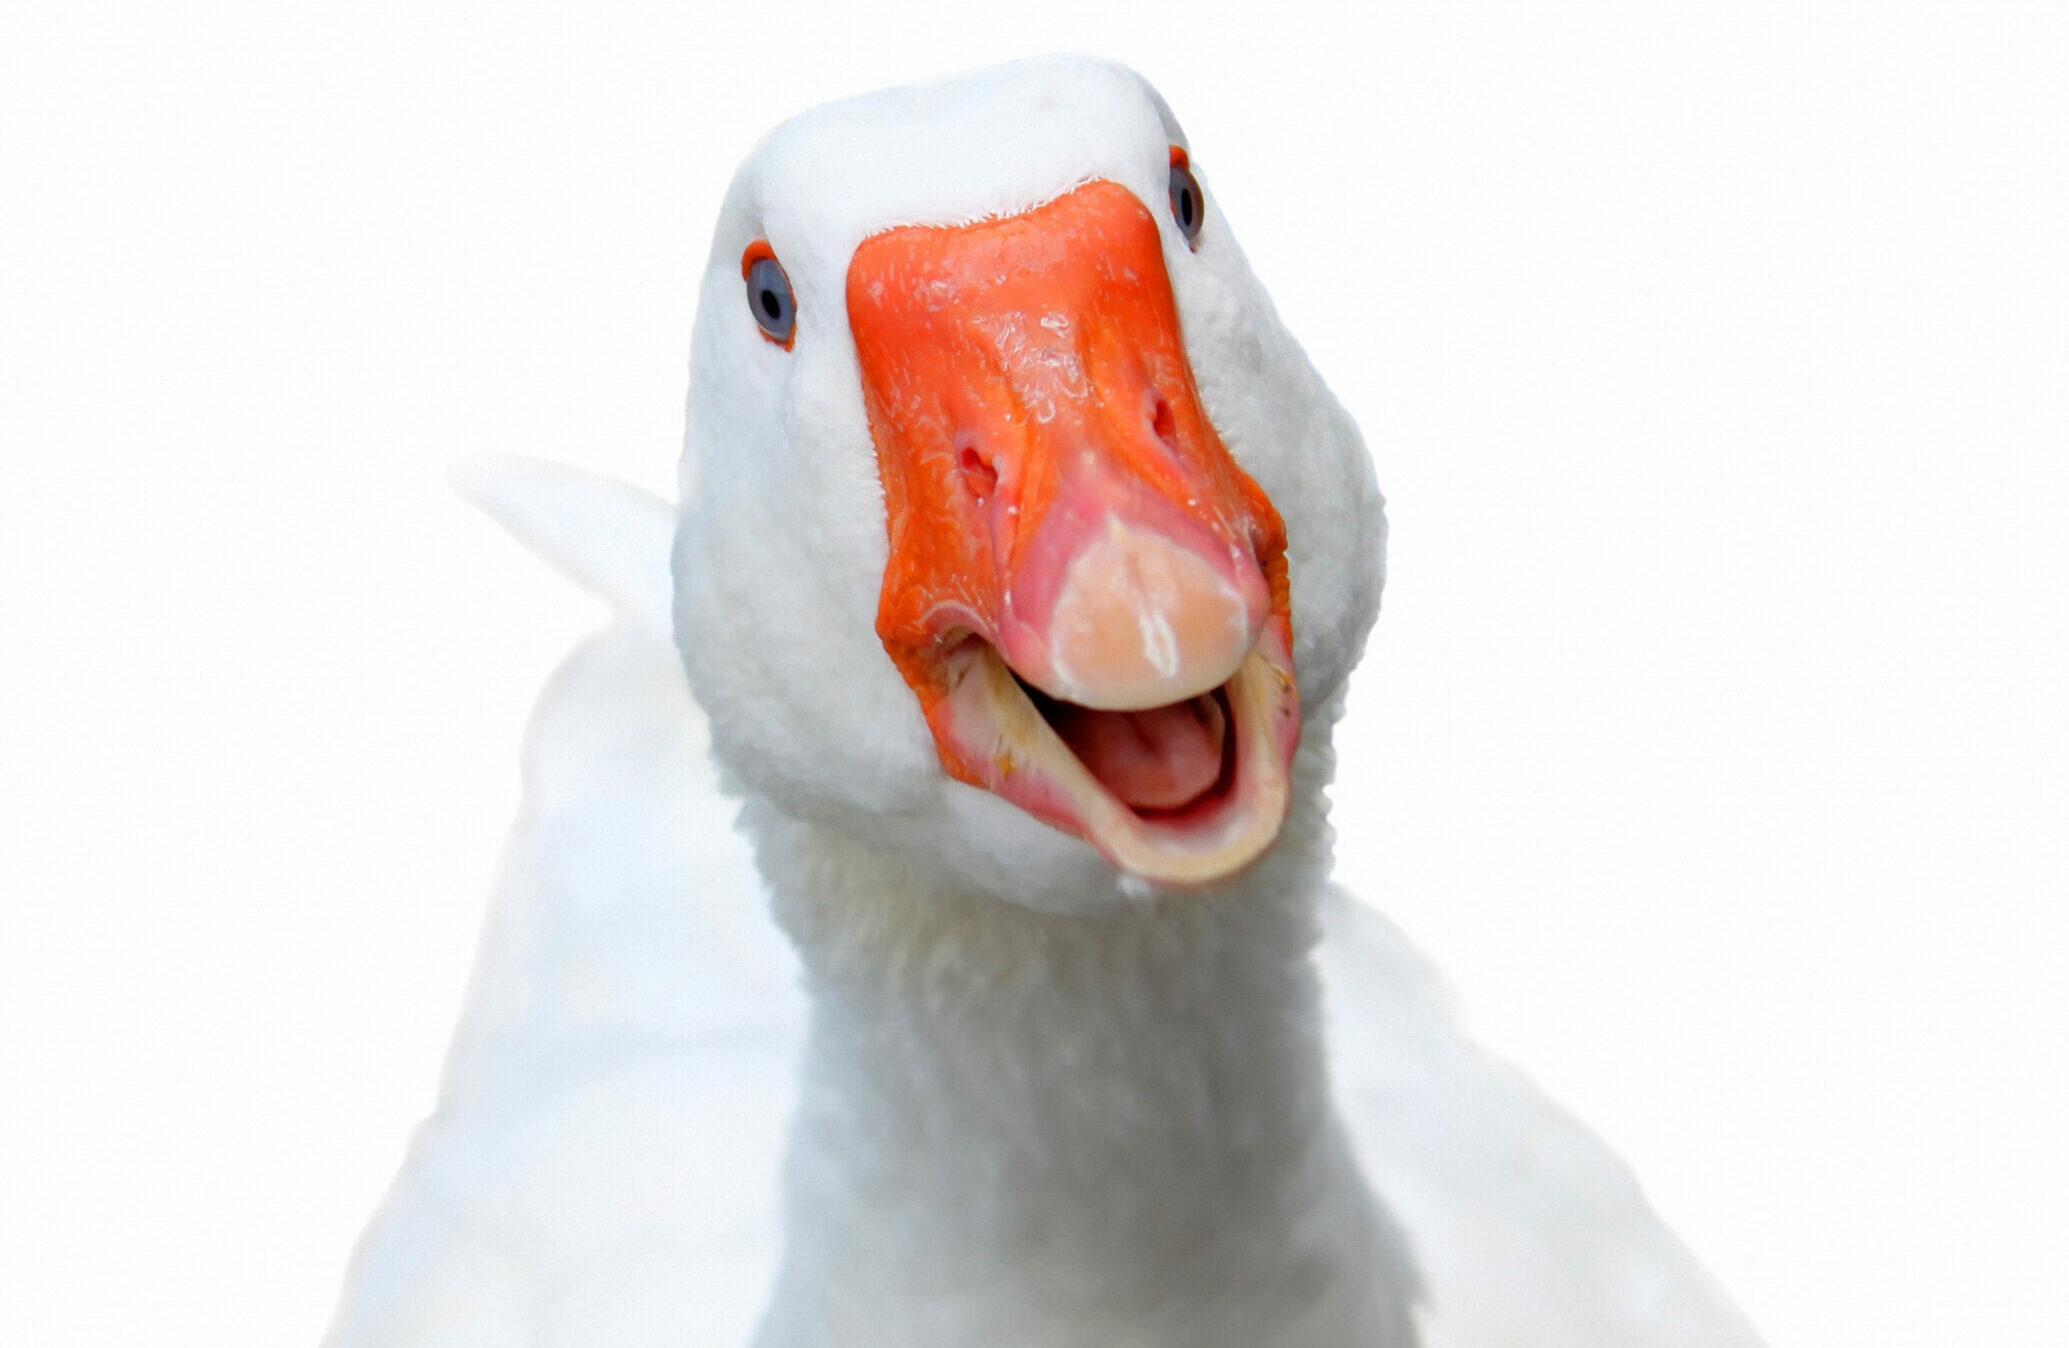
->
[326,56,1762,1348]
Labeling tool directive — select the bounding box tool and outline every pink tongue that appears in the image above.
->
[1049,693,1228,811]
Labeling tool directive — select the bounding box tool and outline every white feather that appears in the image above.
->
[327,478,802,1346]
[449,455,678,634]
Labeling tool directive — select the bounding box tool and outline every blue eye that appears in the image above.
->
[743,249,796,346]
[1168,157,1205,247]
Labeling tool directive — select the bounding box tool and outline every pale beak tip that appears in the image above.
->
[1031,514,1265,711]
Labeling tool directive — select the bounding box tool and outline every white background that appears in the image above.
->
[3,2,2064,1345]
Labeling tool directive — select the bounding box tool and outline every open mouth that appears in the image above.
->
[1020,676,1236,818]
[926,620,1299,887]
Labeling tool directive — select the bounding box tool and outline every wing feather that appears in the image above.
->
[325,464,803,1348]
[1318,889,1763,1348]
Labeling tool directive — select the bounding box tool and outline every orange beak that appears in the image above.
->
[848,179,1300,886]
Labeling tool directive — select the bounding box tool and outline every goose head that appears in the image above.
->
[674,57,1384,913]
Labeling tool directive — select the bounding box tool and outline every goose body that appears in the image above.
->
[327,58,1760,1348]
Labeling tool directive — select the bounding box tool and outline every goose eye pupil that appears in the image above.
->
[760,289,781,320]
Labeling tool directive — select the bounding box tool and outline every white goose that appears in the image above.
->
[326,57,1762,1348]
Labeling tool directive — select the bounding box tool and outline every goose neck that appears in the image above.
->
[743,795,1414,1347]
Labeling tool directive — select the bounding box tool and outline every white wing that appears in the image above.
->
[1318,888,1763,1348]
[324,459,804,1348]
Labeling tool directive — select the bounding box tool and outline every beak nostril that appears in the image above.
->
[957,443,999,499]
[1150,397,1179,454]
